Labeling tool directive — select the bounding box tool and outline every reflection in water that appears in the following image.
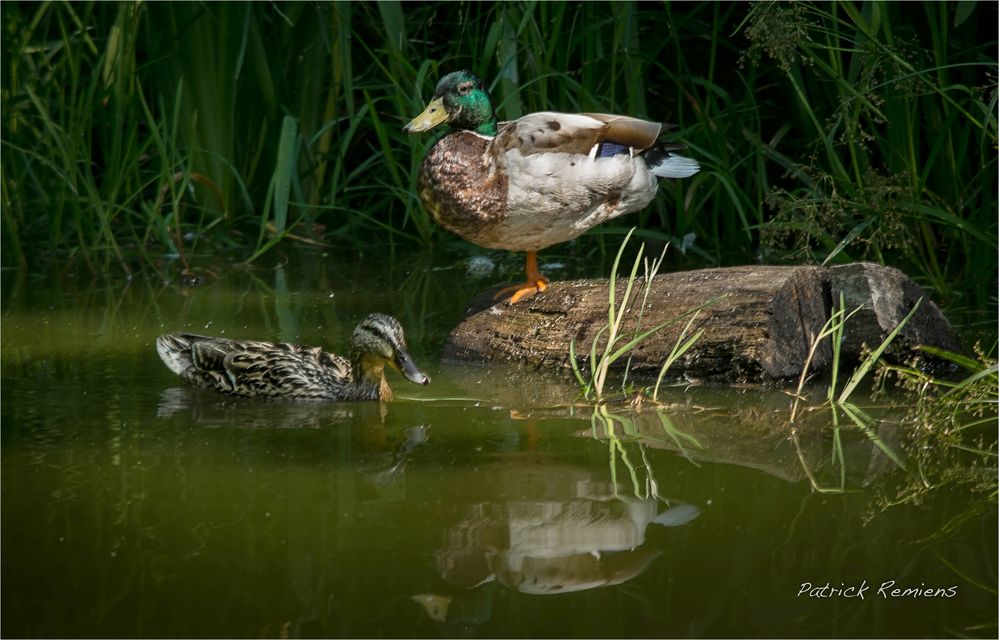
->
[432,461,699,600]
[411,593,454,623]
[360,424,430,485]
[156,385,429,485]
[578,397,918,492]
[443,362,920,493]
[3,253,994,638]
[157,386,368,428]
[154,388,703,625]
[654,503,700,526]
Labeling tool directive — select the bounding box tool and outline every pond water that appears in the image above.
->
[2,246,996,638]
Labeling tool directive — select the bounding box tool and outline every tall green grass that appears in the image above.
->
[741,2,998,310]
[569,228,712,403]
[2,1,995,314]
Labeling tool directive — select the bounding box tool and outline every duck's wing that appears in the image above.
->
[188,337,237,371]
[495,112,663,157]
[579,113,664,151]
[495,112,607,156]
[220,342,354,398]
[158,332,244,376]
[160,335,353,398]
[172,337,254,393]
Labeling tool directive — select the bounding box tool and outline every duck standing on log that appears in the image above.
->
[405,70,700,303]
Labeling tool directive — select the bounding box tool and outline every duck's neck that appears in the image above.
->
[351,354,392,402]
[451,93,498,137]
[449,119,497,137]
[470,119,497,137]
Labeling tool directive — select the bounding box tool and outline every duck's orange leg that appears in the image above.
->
[493,251,550,304]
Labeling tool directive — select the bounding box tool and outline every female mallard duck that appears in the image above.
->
[156,314,429,402]
[404,70,700,303]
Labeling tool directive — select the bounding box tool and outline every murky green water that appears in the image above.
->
[2,248,996,638]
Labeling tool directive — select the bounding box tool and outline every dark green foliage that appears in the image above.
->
[872,343,999,508]
[2,1,995,310]
[743,2,998,309]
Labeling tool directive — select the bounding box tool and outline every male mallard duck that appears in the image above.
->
[156,314,429,402]
[404,70,700,303]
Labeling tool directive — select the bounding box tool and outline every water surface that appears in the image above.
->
[2,249,995,638]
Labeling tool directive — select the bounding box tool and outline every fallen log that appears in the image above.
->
[443,262,962,383]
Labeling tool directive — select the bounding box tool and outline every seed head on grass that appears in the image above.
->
[740,2,814,73]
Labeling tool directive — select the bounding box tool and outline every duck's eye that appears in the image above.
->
[457,82,472,95]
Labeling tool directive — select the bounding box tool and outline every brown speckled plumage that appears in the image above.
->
[156,314,429,402]
[420,130,507,242]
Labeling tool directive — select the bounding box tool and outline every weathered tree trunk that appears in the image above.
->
[443,263,961,383]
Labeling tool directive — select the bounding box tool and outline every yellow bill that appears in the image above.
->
[403,98,448,133]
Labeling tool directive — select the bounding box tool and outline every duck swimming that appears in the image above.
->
[405,70,700,303]
[156,313,429,402]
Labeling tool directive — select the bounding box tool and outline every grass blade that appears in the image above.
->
[838,298,923,403]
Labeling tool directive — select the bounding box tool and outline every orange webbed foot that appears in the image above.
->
[493,276,549,304]
[492,250,550,305]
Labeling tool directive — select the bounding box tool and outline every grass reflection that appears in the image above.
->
[590,403,677,502]
[785,290,997,509]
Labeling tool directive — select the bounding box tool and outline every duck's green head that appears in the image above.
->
[404,70,497,137]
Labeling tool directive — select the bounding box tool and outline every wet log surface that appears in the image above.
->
[443,262,962,383]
